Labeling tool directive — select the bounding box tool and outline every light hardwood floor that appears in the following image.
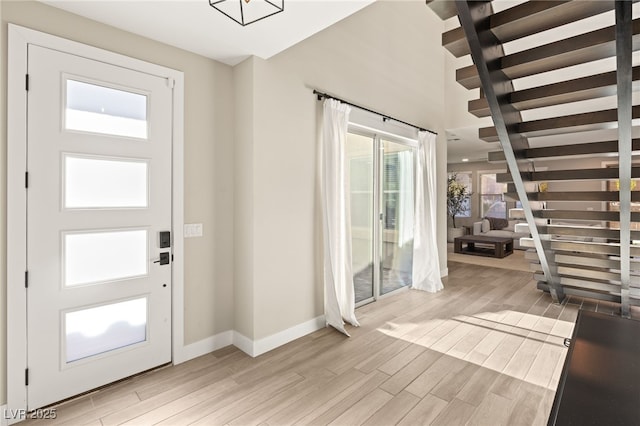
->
[25,261,631,425]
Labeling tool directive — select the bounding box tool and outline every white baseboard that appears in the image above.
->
[175,316,326,363]
[232,331,255,357]
[175,330,233,364]
[441,267,449,278]
[233,315,326,358]
[253,315,326,357]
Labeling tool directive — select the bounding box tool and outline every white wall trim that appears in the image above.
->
[253,316,326,357]
[7,25,29,420]
[232,332,255,357]
[177,332,234,364]
[6,24,184,417]
[441,267,449,278]
[170,59,186,367]
[178,315,328,361]
[232,316,326,358]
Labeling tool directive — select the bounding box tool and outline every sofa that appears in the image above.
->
[473,217,530,250]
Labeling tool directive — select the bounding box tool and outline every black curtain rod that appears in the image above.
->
[313,90,437,135]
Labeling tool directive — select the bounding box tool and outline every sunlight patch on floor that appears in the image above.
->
[377,310,574,391]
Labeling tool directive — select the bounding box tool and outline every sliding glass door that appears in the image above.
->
[347,129,416,305]
[347,132,376,304]
[380,139,415,295]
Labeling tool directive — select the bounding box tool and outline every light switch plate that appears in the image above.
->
[184,223,203,238]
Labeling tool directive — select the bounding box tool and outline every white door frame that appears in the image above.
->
[7,24,185,419]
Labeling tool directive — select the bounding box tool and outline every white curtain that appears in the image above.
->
[412,131,444,293]
[321,99,359,336]
[397,150,415,247]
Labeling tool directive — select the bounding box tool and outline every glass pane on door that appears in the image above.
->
[380,140,414,295]
[65,79,148,139]
[64,155,149,209]
[65,297,147,363]
[64,229,148,287]
[347,133,375,304]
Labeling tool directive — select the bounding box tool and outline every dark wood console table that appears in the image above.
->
[548,310,640,425]
[453,235,513,258]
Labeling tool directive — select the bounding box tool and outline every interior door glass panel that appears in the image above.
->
[65,297,147,363]
[65,79,148,139]
[64,229,148,286]
[64,155,149,209]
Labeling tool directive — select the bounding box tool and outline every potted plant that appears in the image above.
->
[447,173,471,242]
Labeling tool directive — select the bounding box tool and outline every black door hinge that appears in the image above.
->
[25,368,29,386]
[25,172,29,189]
[25,74,29,91]
[25,271,28,288]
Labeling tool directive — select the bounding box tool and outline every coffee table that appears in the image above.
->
[454,235,514,258]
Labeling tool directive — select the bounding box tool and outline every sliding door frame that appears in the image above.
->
[348,123,418,307]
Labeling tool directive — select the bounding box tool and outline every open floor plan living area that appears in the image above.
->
[3,0,640,424]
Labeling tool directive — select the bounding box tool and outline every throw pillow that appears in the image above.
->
[482,219,490,233]
[487,216,509,230]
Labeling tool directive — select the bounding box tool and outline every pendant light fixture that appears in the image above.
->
[209,0,284,26]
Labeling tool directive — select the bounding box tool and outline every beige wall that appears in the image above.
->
[442,13,492,133]
[236,1,448,340]
[1,0,236,403]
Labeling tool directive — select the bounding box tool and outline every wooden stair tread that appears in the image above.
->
[457,18,640,90]
[535,274,640,295]
[537,282,640,305]
[520,237,640,255]
[497,166,640,183]
[543,225,640,240]
[470,67,640,118]
[488,139,640,161]
[556,266,640,284]
[504,191,640,202]
[425,0,460,21]
[532,272,625,290]
[534,274,630,295]
[443,1,614,58]
[549,240,640,256]
[554,253,640,269]
[534,210,640,222]
[480,106,640,142]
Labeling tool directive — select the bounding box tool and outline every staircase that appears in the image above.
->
[429,0,639,316]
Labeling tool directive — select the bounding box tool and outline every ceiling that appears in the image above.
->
[39,0,376,66]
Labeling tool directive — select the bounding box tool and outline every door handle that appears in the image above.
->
[153,252,170,265]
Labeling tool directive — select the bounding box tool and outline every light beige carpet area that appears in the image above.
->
[447,242,532,272]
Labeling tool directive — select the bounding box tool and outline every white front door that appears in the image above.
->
[26,45,173,409]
